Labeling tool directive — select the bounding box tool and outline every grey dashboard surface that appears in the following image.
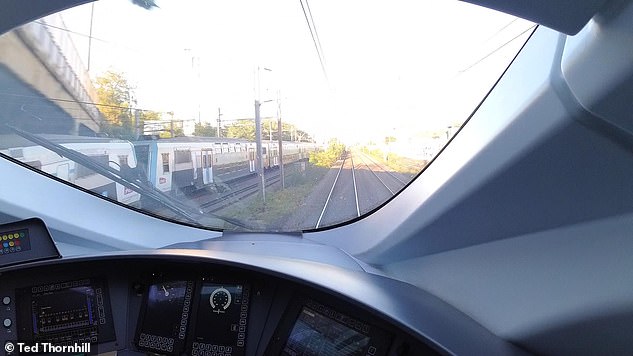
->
[0,247,529,356]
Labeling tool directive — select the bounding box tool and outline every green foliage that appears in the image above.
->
[95,70,137,139]
[216,164,329,230]
[138,110,161,122]
[310,140,345,167]
[360,146,424,175]
[224,119,314,142]
[193,122,222,137]
[226,121,255,141]
[158,127,184,139]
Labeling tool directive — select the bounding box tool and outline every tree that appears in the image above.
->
[223,119,314,142]
[159,127,184,139]
[310,139,345,167]
[226,121,256,141]
[193,122,223,137]
[95,70,136,139]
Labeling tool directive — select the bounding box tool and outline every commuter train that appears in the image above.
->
[134,137,317,194]
[0,135,141,206]
[1,134,317,204]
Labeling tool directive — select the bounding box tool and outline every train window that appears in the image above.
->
[162,153,170,173]
[118,155,128,167]
[76,155,109,179]
[174,150,192,164]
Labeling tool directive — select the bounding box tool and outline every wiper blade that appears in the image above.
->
[5,126,255,230]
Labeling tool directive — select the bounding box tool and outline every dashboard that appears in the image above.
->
[0,219,526,356]
[0,219,441,356]
[1,256,437,356]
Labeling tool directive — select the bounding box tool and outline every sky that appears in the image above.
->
[56,0,533,144]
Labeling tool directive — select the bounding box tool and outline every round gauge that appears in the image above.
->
[209,287,232,312]
[151,283,181,302]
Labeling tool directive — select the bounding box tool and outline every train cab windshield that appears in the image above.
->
[0,0,531,232]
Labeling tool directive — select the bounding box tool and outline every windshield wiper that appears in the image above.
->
[5,126,255,230]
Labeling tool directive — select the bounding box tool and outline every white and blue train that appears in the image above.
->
[134,137,316,194]
[0,135,141,205]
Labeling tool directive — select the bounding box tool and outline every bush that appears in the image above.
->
[309,141,345,167]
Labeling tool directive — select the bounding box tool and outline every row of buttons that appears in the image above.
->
[192,343,233,355]
[138,340,174,352]
[45,337,97,345]
[40,326,98,343]
[31,279,90,293]
[3,294,12,330]
[179,282,193,340]
[139,333,175,345]
[0,246,22,254]
[1,232,24,240]
[236,287,249,348]
[192,350,232,356]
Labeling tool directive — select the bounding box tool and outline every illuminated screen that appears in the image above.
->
[16,278,115,346]
[283,307,370,355]
[136,280,193,355]
[191,283,250,355]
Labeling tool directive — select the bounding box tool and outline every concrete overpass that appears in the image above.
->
[0,12,104,135]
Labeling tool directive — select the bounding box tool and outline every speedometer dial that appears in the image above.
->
[209,287,231,313]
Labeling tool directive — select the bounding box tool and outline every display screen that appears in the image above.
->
[16,278,115,347]
[191,283,250,356]
[136,280,194,355]
[283,307,370,355]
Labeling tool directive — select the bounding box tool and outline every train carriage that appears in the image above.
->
[0,135,141,205]
[134,137,317,195]
[134,137,254,194]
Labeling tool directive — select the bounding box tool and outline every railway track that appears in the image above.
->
[200,171,282,212]
[356,150,408,195]
[312,150,414,229]
[315,153,360,229]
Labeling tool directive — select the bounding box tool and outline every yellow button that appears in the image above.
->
[1,235,5,240]
[8,241,14,247]
[7,235,12,240]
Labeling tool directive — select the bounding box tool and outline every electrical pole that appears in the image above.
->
[134,110,140,139]
[277,91,284,189]
[255,100,265,201]
[217,107,222,138]
[87,2,94,72]
[169,111,175,138]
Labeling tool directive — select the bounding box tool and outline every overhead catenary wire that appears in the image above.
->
[298,0,328,81]
[482,18,519,44]
[0,91,166,113]
[458,24,537,74]
[304,0,327,68]
[34,21,147,54]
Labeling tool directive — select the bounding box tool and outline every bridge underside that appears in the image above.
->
[0,18,103,136]
[0,63,95,135]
